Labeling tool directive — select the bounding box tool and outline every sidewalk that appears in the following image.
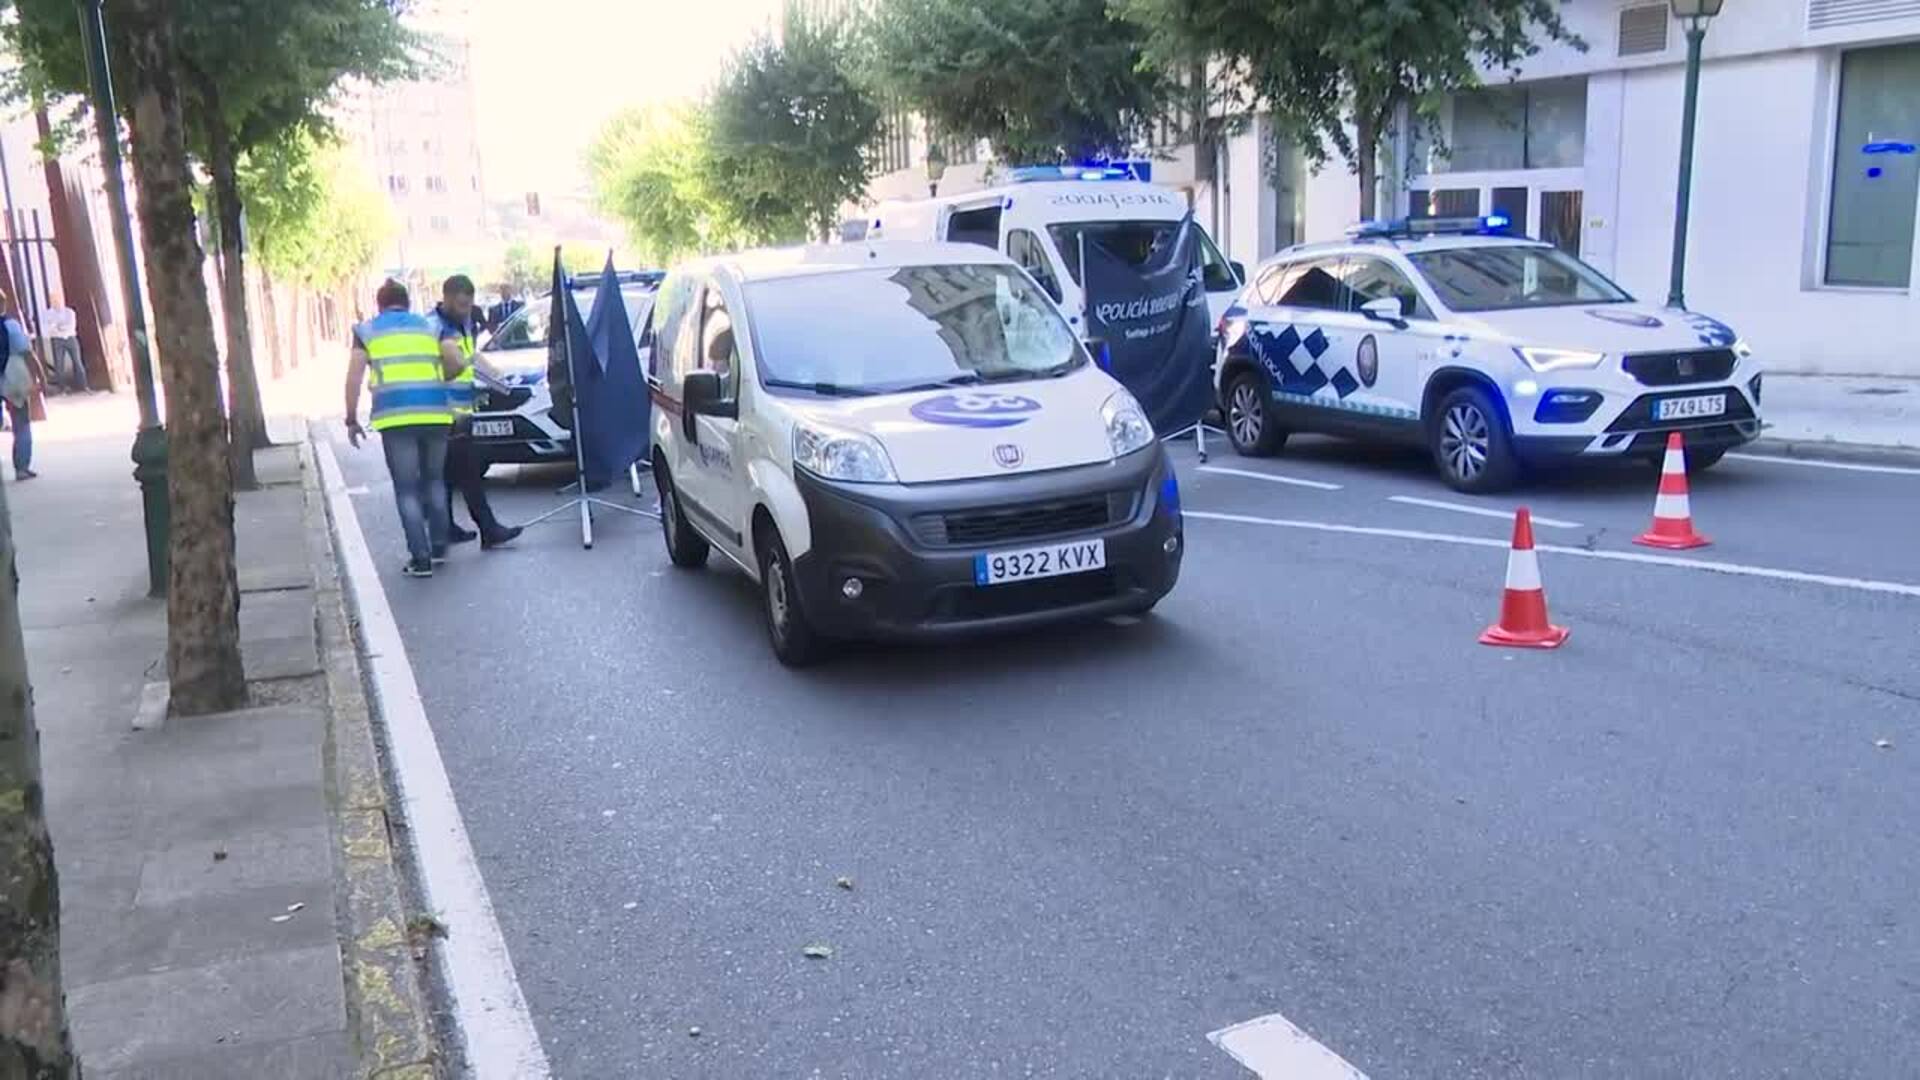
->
[1758,373,1919,456]
[16,393,435,1078]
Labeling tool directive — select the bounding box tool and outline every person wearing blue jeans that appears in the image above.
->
[344,281,459,576]
[1,295,35,481]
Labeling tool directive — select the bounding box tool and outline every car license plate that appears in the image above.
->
[974,539,1106,586]
[471,419,514,438]
[1653,393,1727,422]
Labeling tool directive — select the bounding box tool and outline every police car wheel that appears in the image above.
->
[1432,386,1517,493]
[1226,372,1287,457]
[655,469,709,569]
[757,527,823,667]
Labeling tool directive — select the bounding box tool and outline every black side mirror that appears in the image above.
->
[681,370,737,444]
[1228,260,1247,284]
[1359,297,1409,330]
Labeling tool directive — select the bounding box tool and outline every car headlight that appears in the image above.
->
[1101,389,1155,458]
[1514,346,1606,373]
[792,422,897,484]
[1733,339,1753,359]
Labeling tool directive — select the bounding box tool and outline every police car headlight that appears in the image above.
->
[793,423,897,484]
[1514,346,1606,373]
[1101,390,1155,458]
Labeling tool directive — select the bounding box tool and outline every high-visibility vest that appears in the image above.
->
[428,308,477,417]
[359,310,452,431]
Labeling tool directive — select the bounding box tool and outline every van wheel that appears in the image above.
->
[757,526,824,667]
[655,467,709,568]
[1226,371,1287,457]
[1431,385,1518,493]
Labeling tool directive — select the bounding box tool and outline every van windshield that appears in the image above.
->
[745,264,1085,397]
[1051,221,1239,292]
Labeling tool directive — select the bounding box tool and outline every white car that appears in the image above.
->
[467,274,661,467]
[648,241,1185,665]
[1214,217,1763,492]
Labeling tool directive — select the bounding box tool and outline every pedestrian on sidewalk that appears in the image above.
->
[344,280,457,577]
[1,289,36,480]
[43,295,86,393]
[429,274,521,550]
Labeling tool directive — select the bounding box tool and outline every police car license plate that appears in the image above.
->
[471,419,514,438]
[975,539,1106,586]
[1653,393,1727,422]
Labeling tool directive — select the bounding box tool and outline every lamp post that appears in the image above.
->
[925,142,948,199]
[1666,0,1725,310]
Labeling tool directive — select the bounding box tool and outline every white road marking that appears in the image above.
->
[1185,509,1920,598]
[1725,452,1920,476]
[1386,495,1583,529]
[1199,465,1344,491]
[315,438,552,1079]
[343,484,371,496]
[1209,1013,1368,1079]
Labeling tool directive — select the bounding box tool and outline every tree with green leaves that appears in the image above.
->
[497,240,542,298]
[1121,0,1582,218]
[864,0,1176,164]
[705,13,880,244]
[242,128,391,292]
[588,103,743,262]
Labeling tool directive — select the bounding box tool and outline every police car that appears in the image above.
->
[649,242,1184,666]
[1214,216,1763,492]
[467,271,662,468]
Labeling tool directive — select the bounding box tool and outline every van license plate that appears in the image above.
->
[471,420,515,438]
[975,539,1106,586]
[1653,393,1726,422]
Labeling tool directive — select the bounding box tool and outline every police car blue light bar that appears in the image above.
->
[1347,215,1517,240]
[1006,160,1151,184]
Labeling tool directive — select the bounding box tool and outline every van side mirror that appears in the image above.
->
[681,370,734,443]
[1229,260,1246,284]
[1360,296,1409,329]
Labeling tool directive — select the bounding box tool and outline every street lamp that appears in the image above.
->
[1666,0,1726,309]
[925,143,948,199]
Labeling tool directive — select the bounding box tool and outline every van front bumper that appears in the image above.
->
[789,447,1184,641]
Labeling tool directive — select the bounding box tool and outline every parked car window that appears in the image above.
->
[1340,256,1434,320]
[1006,229,1063,303]
[698,287,740,399]
[1271,258,1348,311]
[1050,220,1237,292]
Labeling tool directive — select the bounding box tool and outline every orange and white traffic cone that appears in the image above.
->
[1480,508,1570,649]
[1634,432,1710,550]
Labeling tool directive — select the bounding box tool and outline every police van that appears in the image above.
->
[865,164,1244,336]
[1215,216,1764,492]
[648,241,1185,666]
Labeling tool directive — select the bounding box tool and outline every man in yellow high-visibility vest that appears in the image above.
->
[428,274,520,549]
[344,280,460,577]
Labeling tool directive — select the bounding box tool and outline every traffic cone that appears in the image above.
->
[1634,432,1710,550]
[1480,508,1570,649]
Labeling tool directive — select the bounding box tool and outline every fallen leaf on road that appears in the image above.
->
[802,945,833,959]
[1875,739,1894,750]
[835,876,854,890]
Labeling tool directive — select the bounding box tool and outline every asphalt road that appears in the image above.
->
[325,426,1920,1079]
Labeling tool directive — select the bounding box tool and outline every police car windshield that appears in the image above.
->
[483,288,655,354]
[1407,246,1630,312]
[746,264,1084,397]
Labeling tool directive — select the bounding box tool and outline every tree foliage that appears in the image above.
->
[864,0,1176,164]
[1122,0,1582,217]
[587,104,742,263]
[240,129,391,290]
[705,14,880,243]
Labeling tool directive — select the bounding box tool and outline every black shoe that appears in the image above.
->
[14,468,35,481]
[402,559,433,578]
[481,525,524,550]
[448,525,479,544]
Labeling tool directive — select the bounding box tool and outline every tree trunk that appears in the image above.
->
[198,84,266,489]
[0,479,79,1077]
[1355,110,1381,222]
[124,0,247,717]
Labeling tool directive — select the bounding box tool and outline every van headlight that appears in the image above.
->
[793,422,897,484]
[1101,389,1155,458]
[1514,346,1605,373]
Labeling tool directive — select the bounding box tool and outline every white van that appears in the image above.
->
[866,166,1244,336]
[648,241,1186,665]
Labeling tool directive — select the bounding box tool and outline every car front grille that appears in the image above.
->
[911,492,1130,547]
[1621,348,1736,387]
[473,386,534,413]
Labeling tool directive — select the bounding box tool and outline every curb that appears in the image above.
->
[1748,436,1920,469]
[296,426,444,1079]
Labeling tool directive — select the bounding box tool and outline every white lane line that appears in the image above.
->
[316,438,552,1079]
[1209,1013,1368,1079]
[1185,509,1920,598]
[1386,495,1583,530]
[1726,452,1920,476]
[1199,465,1344,491]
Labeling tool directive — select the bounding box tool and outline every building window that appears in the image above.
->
[388,175,410,194]
[1415,78,1587,175]
[1410,189,1481,218]
[1825,42,1920,289]
[430,215,451,233]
